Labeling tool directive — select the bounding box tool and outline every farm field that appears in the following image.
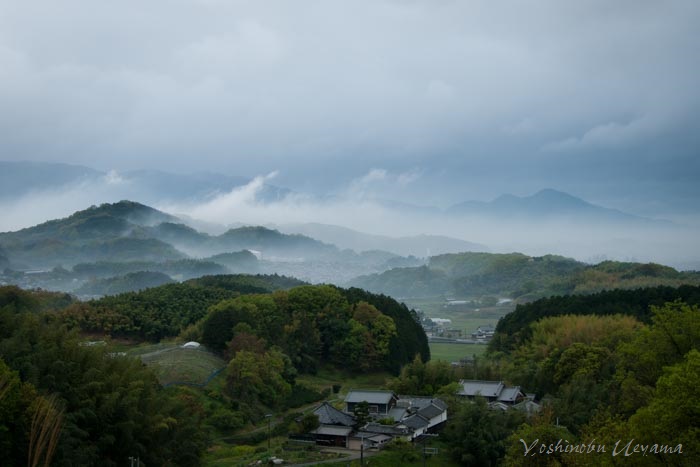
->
[403,297,514,334]
[402,297,513,364]
[128,343,226,386]
[429,342,488,362]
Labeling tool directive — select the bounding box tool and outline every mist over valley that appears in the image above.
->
[1,170,698,301]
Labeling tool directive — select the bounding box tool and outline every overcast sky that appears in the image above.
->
[1,0,698,213]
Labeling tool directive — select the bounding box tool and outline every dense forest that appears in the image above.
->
[0,275,430,466]
[0,286,207,466]
[490,284,700,352]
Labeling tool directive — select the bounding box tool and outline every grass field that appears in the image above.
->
[404,297,513,333]
[296,366,393,405]
[429,342,488,362]
[129,343,226,386]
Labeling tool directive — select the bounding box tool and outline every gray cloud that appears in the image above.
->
[0,0,698,212]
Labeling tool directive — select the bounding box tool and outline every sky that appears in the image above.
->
[0,0,698,214]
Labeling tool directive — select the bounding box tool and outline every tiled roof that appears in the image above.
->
[498,386,522,403]
[313,402,355,426]
[388,407,408,422]
[417,404,444,420]
[431,398,448,411]
[401,414,430,430]
[488,402,510,411]
[363,423,409,436]
[457,380,504,398]
[513,400,542,414]
[397,396,448,412]
[312,425,353,436]
[396,396,435,410]
[345,390,396,405]
[367,434,393,444]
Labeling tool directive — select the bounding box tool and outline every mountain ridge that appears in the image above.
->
[274,222,488,257]
[448,188,669,225]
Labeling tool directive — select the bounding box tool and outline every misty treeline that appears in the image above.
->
[351,252,700,299]
[0,277,428,466]
[59,274,302,340]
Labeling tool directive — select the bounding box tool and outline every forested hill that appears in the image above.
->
[349,252,700,299]
[53,274,429,373]
[0,201,341,268]
[0,201,414,288]
[60,274,307,340]
[489,284,700,353]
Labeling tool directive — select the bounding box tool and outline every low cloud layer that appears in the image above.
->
[0,0,698,210]
[0,166,698,270]
[1,1,698,268]
[161,173,700,270]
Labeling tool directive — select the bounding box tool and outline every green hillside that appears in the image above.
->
[490,284,700,353]
[132,343,226,386]
[0,201,185,267]
[74,271,175,296]
[0,201,392,286]
[350,252,700,300]
[72,259,228,281]
[205,250,259,272]
[60,274,307,340]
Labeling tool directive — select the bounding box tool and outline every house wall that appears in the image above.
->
[315,434,347,448]
[428,412,447,428]
[348,438,366,451]
[346,402,390,415]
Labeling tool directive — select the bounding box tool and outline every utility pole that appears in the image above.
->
[360,435,364,467]
[265,413,273,453]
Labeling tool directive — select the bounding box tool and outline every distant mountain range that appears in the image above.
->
[0,200,344,269]
[1,160,693,272]
[273,222,488,257]
[1,161,673,228]
[447,189,670,225]
[0,200,428,291]
[1,199,697,300]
